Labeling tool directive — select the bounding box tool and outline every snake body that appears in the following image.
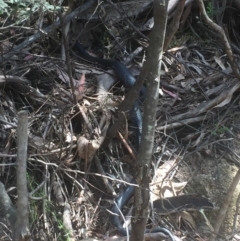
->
[74,42,175,240]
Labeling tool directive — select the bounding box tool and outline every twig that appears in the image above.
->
[94,156,116,196]
[156,115,212,131]
[0,75,28,84]
[43,165,50,235]
[77,104,93,137]
[113,200,130,241]
[123,46,144,65]
[28,158,140,187]
[29,175,49,201]
[117,131,136,161]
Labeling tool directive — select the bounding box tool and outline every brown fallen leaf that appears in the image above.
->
[214,81,240,108]
[77,136,104,163]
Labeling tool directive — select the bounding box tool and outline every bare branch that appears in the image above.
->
[13,110,30,241]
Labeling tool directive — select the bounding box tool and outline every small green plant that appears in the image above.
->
[0,0,60,21]
[48,204,73,241]
[211,125,230,136]
[27,173,45,225]
[205,1,222,22]
[206,1,214,18]
[0,0,9,15]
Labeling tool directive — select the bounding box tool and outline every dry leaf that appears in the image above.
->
[57,68,78,86]
[77,136,103,163]
[213,56,225,70]
[150,160,178,200]
[181,77,202,91]
[96,72,117,106]
[173,73,185,81]
[29,135,55,149]
[215,82,240,108]
[180,211,197,230]
[23,55,34,60]
[191,132,205,147]
[65,132,77,143]
[162,87,181,100]
[151,181,187,200]
[75,74,86,100]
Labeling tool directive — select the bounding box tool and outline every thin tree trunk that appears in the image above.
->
[130,1,168,241]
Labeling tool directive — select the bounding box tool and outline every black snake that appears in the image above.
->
[74,42,213,240]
